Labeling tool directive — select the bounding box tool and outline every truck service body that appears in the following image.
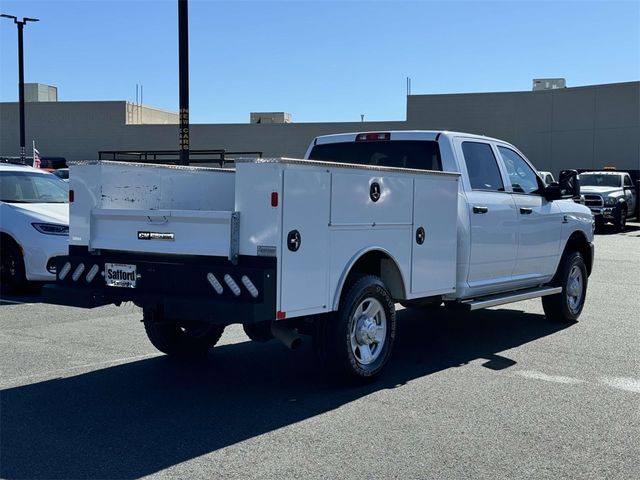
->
[45,131,595,381]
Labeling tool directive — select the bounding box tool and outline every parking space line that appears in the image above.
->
[514,370,585,384]
[600,376,640,394]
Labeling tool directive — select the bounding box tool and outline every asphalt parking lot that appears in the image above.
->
[1,223,638,480]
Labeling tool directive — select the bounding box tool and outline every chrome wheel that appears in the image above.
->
[566,265,584,315]
[350,297,386,365]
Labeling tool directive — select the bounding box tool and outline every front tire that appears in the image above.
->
[314,275,396,382]
[542,251,588,322]
[143,309,224,357]
[614,206,627,232]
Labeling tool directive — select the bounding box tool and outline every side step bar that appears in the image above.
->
[461,286,562,311]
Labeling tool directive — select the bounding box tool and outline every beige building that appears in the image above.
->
[1,81,638,175]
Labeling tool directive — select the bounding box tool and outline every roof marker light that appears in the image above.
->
[356,132,390,142]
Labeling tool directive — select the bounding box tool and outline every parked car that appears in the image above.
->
[0,163,69,292]
[538,171,556,186]
[578,170,637,231]
[39,157,67,171]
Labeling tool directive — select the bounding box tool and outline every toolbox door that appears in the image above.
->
[280,169,331,315]
[410,176,458,295]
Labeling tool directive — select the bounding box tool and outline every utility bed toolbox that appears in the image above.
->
[58,158,459,321]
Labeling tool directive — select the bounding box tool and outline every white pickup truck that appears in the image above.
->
[44,131,594,382]
[579,170,638,232]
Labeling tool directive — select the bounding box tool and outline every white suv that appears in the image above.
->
[0,163,69,292]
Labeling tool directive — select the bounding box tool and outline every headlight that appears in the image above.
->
[32,223,69,236]
[603,197,618,206]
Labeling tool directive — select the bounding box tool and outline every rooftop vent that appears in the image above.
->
[532,78,566,91]
[250,112,292,124]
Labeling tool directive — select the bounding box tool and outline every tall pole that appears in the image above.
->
[178,0,189,165]
[1,14,38,164]
[17,21,25,163]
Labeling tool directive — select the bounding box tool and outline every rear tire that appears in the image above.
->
[0,239,26,294]
[243,321,274,342]
[542,251,588,322]
[143,309,224,357]
[314,275,396,383]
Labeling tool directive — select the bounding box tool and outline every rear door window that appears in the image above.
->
[461,142,504,191]
[308,140,442,171]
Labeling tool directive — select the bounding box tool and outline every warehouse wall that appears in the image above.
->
[406,81,640,174]
[0,101,126,161]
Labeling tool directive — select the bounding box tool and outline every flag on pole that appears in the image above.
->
[32,141,41,168]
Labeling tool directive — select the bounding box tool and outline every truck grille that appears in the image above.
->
[583,195,603,207]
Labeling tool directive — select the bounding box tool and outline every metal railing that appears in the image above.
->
[97,149,263,167]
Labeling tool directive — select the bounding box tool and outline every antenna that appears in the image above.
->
[406,77,412,96]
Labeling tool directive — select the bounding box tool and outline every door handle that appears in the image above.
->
[473,206,489,214]
[519,207,533,215]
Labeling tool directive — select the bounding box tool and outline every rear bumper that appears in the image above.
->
[43,247,277,325]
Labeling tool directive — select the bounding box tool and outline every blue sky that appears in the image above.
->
[1,0,638,124]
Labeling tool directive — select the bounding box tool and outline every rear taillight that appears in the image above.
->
[271,192,278,207]
[356,132,390,142]
[69,189,74,203]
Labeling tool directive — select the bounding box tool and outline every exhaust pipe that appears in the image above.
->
[271,322,302,350]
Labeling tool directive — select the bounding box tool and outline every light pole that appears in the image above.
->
[1,14,39,164]
[178,0,189,166]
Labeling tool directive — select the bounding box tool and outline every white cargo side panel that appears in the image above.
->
[280,168,330,315]
[410,175,458,295]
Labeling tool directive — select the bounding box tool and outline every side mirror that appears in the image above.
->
[545,169,580,201]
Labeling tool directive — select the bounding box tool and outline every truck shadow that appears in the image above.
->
[0,307,569,479]
[0,283,48,305]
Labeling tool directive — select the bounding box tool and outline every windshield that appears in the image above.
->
[0,171,68,203]
[579,174,621,188]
